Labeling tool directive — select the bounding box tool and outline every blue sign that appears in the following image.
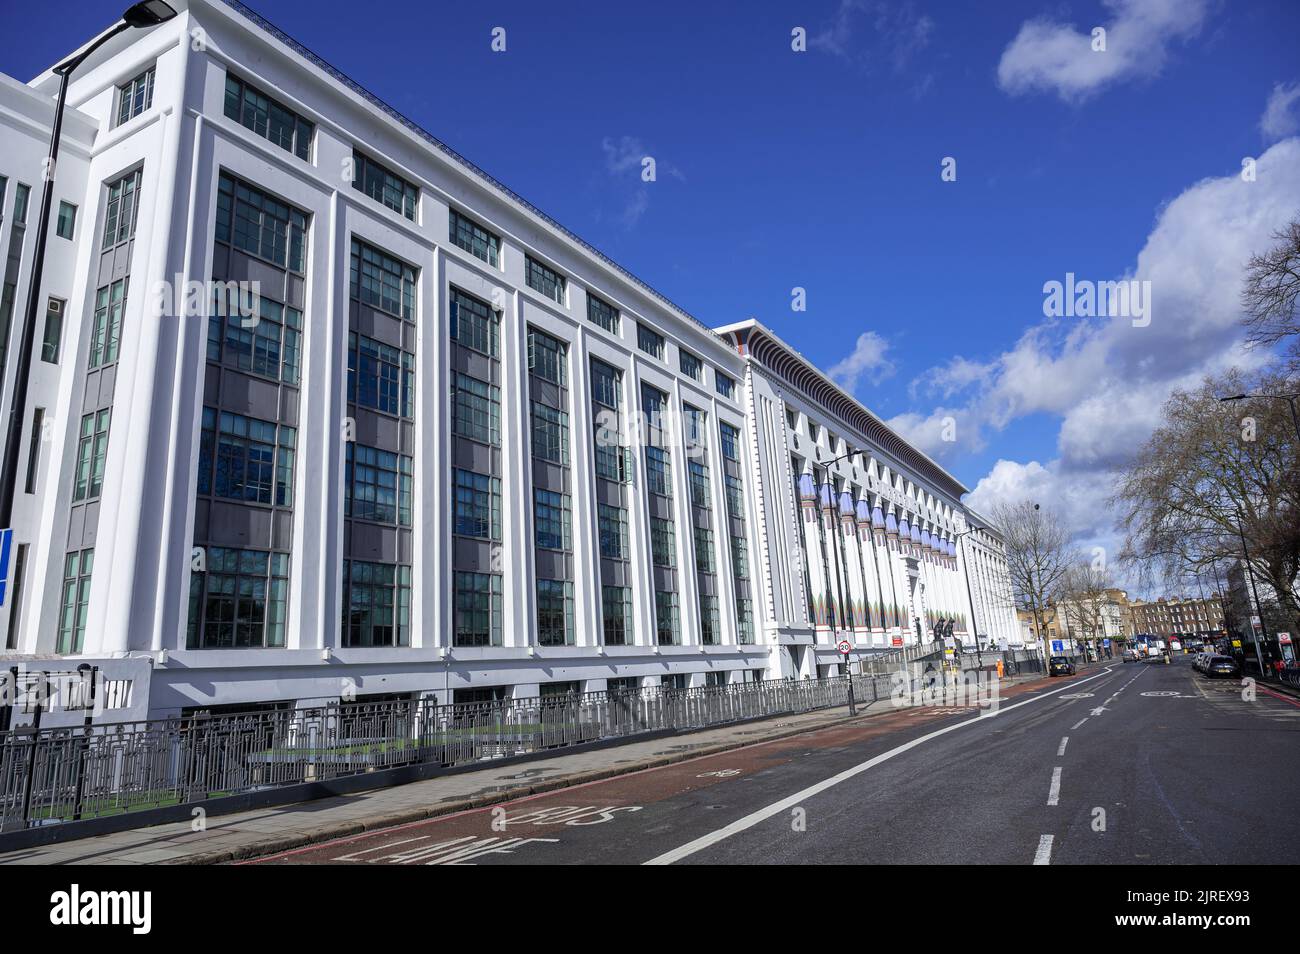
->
[0,528,11,607]
[1051,639,1064,653]
[1103,638,1112,647]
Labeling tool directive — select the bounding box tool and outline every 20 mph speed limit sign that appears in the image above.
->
[837,640,852,654]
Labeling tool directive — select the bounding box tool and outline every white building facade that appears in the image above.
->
[0,0,1016,722]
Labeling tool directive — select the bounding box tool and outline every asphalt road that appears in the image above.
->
[248,656,1300,865]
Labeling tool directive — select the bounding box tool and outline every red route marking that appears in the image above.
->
[244,677,1055,864]
[1258,685,1300,709]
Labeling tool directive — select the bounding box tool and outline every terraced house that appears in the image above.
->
[0,0,1018,723]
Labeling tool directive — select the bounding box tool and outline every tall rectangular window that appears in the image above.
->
[454,571,502,646]
[655,590,679,646]
[57,548,94,654]
[5,544,27,650]
[224,73,314,160]
[527,327,568,386]
[73,409,111,501]
[531,402,569,464]
[602,586,632,646]
[637,323,664,360]
[645,445,671,496]
[348,332,414,418]
[208,289,301,384]
[116,67,154,126]
[350,239,417,320]
[587,293,619,334]
[215,173,308,272]
[451,372,500,445]
[700,594,720,646]
[725,474,744,514]
[449,208,500,267]
[731,535,750,579]
[650,517,675,568]
[533,489,572,551]
[525,256,566,304]
[679,349,702,381]
[347,443,413,526]
[196,408,295,507]
[694,526,715,574]
[12,182,28,223]
[590,358,621,409]
[720,422,741,461]
[537,579,574,646]
[41,297,63,364]
[352,149,418,220]
[736,595,755,644]
[688,460,711,510]
[598,504,629,560]
[594,440,627,483]
[102,170,142,248]
[450,287,498,357]
[88,279,126,368]
[55,201,76,239]
[453,468,502,541]
[24,408,43,494]
[341,560,411,647]
[715,371,736,399]
[186,548,289,649]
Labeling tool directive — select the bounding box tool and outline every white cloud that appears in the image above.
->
[811,0,935,72]
[600,135,681,229]
[996,0,1210,101]
[828,331,895,393]
[1260,80,1300,142]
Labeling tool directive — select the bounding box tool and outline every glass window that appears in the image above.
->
[731,535,750,579]
[348,332,414,418]
[694,525,715,575]
[449,287,498,357]
[527,326,568,386]
[224,73,314,160]
[41,297,64,364]
[736,595,754,645]
[351,239,417,320]
[57,549,94,654]
[454,468,502,540]
[341,560,411,647]
[102,170,141,249]
[683,405,706,447]
[645,445,671,496]
[637,323,664,360]
[12,182,29,223]
[594,439,627,483]
[449,208,500,267]
[537,579,574,646]
[73,409,111,502]
[454,571,502,646]
[186,548,289,649]
[679,349,702,381]
[88,278,127,368]
[688,460,711,510]
[720,422,741,461]
[725,474,744,515]
[587,293,619,334]
[602,585,632,646]
[534,489,571,551]
[196,407,296,507]
[715,371,736,399]
[116,67,154,125]
[352,149,418,220]
[531,402,569,464]
[700,594,721,646]
[207,288,301,384]
[598,504,629,560]
[451,372,500,446]
[525,256,565,304]
[55,201,76,239]
[650,517,675,568]
[655,590,679,646]
[347,443,413,526]
[24,408,43,495]
[215,173,308,272]
[590,358,621,409]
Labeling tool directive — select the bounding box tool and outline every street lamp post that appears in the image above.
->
[1218,391,1300,443]
[954,526,983,668]
[0,2,177,555]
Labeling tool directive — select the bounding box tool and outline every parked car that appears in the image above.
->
[1049,656,1076,677]
[1122,649,1139,663]
[1202,655,1241,679]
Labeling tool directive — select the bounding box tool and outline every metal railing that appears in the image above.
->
[0,657,988,836]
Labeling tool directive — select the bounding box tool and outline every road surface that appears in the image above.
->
[247,656,1300,865]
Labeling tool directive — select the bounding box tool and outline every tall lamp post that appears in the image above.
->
[0,3,177,556]
[1218,391,1300,442]
[954,525,983,667]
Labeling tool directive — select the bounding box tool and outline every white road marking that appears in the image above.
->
[1047,766,1062,806]
[1034,834,1054,865]
[644,666,1118,865]
[1057,736,1069,756]
[1070,718,1088,730]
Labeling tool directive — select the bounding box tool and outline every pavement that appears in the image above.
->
[0,665,1038,866]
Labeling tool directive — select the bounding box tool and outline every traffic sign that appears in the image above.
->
[1051,639,1064,653]
[0,528,11,607]
[837,639,852,655]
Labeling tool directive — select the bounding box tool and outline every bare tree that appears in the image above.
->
[1242,217,1300,368]
[987,500,1076,658]
[1115,366,1300,648]
[1058,560,1114,656]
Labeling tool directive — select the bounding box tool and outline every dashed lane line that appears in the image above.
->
[1047,766,1062,806]
[1057,736,1069,756]
[1034,835,1054,865]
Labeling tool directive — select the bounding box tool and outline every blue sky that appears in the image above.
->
[5,0,1299,571]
